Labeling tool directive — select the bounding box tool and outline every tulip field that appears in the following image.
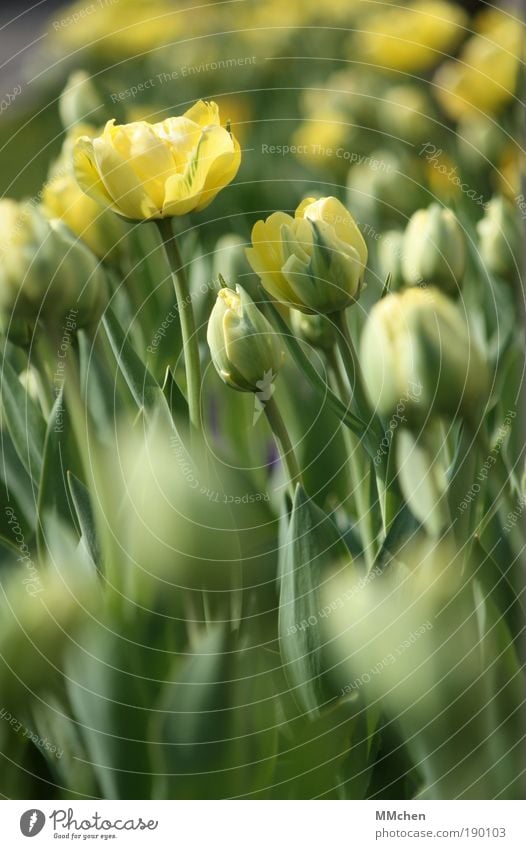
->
[0,0,525,806]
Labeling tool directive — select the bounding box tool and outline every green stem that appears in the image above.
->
[332,309,399,534]
[327,346,376,568]
[332,309,370,420]
[264,395,302,495]
[156,218,202,431]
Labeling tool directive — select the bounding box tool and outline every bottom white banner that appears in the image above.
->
[0,800,523,847]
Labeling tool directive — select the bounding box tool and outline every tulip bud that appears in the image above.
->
[402,204,466,294]
[246,196,367,314]
[457,117,507,168]
[0,543,97,708]
[59,71,106,129]
[361,287,489,427]
[379,85,435,145]
[477,196,520,282]
[377,230,405,290]
[346,150,427,227]
[207,285,284,392]
[0,199,107,334]
[289,309,336,351]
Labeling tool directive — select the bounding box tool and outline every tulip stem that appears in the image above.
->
[332,309,401,533]
[332,310,369,418]
[327,347,377,568]
[156,219,202,431]
[264,396,302,494]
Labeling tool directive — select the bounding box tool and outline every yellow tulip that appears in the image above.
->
[43,125,128,262]
[73,100,241,221]
[246,196,367,314]
[50,0,183,58]
[434,9,522,119]
[291,112,351,171]
[0,199,107,335]
[355,1,467,73]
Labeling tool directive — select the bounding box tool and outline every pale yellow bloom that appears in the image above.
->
[357,1,467,73]
[43,125,127,261]
[291,113,351,170]
[73,101,241,220]
[434,9,523,119]
[0,199,107,333]
[50,0,183,58]
[361,287,489,426]
[246,196,367,314]
[402,204,466,294]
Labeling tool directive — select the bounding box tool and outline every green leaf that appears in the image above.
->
[341,699,381,799]
[77,329,126,438]
[274,698,358,799]
[396,428,449,537]
[36,389,81,560]
[226,644,280,798]
[0,355,46,483]
[152,624,233,799]
[102,307,173,424]
[67,471,100,570]
[279,485,353,716]
[373,503,420,572]
[30,694,98,797]
[260,293,366,435]
[0,430,37,529]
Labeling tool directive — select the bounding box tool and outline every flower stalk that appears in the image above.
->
[157,218,202,431]
[264,395,302,495]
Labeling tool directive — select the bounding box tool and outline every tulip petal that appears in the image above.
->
[73,137,116,212]
[162,125,238,216]
[108,121,175,210]
[92,133,159,219]
[193,132,241,211]
[155,117,202,165]
[183,100,220,128]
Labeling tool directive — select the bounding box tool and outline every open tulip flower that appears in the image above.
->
[73,100,241,220]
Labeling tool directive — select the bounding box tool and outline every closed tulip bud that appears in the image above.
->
[73,100,240,220]
[43,125,129,263]
[379,85,435,145]
[377,230,405,290]
[246,196,367,314]
[402,204,466,294]
[477,196,520,282]
[346,150,427,227]
[361,287,489,427]
[289,309,336,351]
[59,70,105,129]
[0,199,107,333]
[0,545,97,707]
[207,285,284,393]
[457,117,507,168]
